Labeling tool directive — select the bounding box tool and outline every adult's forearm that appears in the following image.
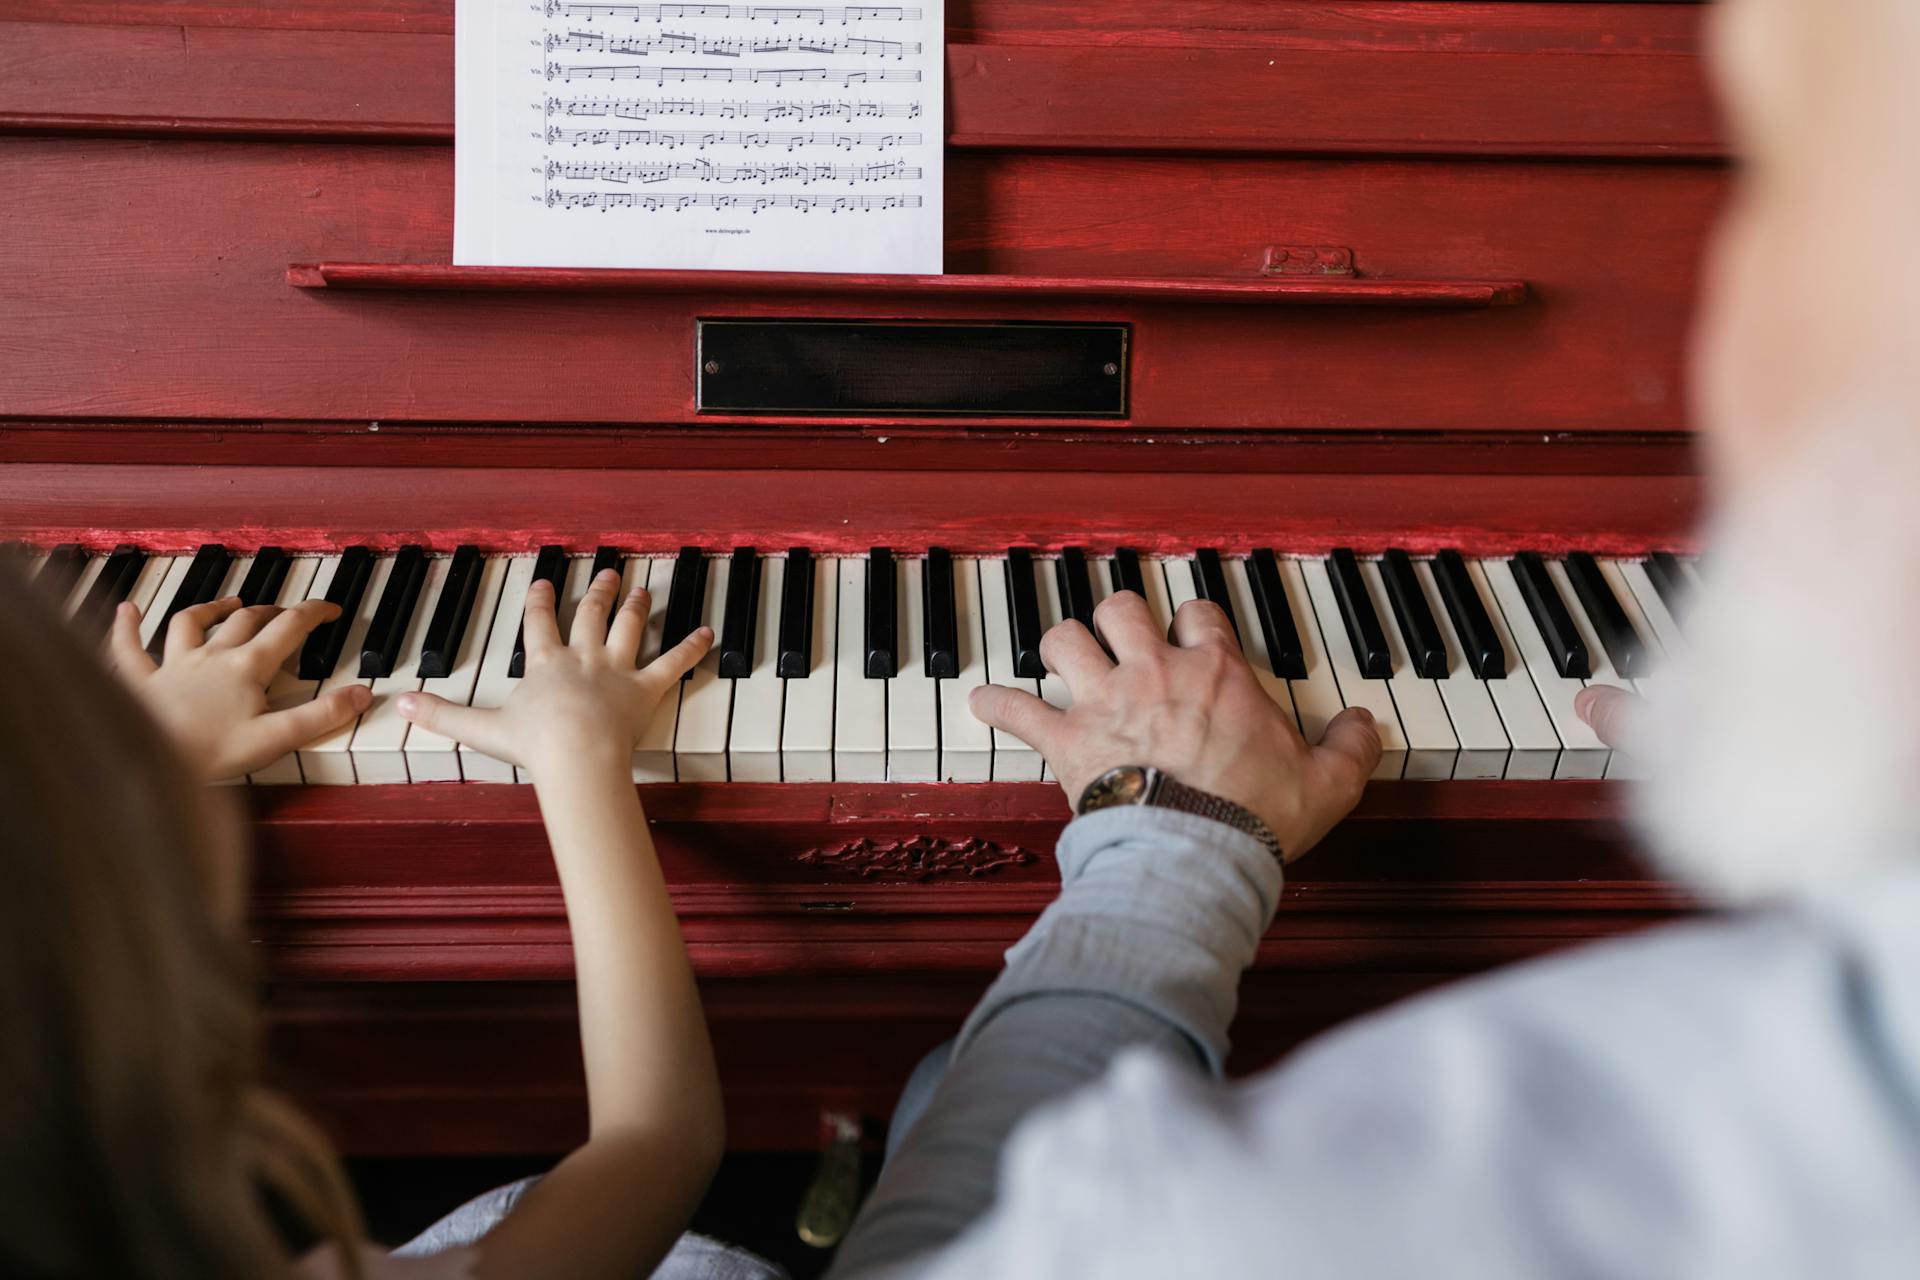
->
[826,808,1285,1279]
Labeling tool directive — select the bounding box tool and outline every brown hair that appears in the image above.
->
[0,571,365,1278]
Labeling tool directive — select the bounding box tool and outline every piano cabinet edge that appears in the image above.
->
[246,780,1693,985]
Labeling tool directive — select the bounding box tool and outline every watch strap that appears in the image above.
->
[1146,771,1285,863]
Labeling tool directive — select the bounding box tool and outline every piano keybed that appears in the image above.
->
[18,541,1696,787]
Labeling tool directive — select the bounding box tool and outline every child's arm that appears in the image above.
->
[396,570,721,1280]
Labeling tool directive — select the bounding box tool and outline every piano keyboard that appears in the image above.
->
[14,542,1699,785]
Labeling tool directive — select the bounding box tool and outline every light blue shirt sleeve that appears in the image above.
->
[828,807,1920,1280]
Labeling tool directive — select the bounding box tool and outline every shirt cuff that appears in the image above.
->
[953,805,1286,1074]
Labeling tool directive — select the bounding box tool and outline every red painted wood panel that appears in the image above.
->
[0,4,1718,153]
[0,464,1699,555]
[0,141,1723,430]
[1,1,1705,47]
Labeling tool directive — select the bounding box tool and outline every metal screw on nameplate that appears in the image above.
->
[1102,362,1118,376]
[704,360,721,375]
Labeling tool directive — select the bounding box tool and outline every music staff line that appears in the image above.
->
[546,96,922,122]
[547,158,920,183]
[545,189,923,211]
[546,63,922,84]
[548,30,917,58]
[548,126,922,150]
[546,3,923,23]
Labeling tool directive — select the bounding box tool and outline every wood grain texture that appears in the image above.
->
[0,464,1699,555]
[0,143,1723,430]
[0,5,1718,154]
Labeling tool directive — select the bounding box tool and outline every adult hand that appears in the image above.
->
[1575,685,1644,751]
[969,592,1382,863]
[110,596,369,781]
[396,570,711,780]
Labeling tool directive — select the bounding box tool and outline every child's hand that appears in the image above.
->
[396,570,711,780]
[110,597,371,781]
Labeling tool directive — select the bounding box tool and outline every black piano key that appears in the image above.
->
[1110,546,1147,598]
[235,547,290,609]
[298,546,374,680]
[1511,551,1591,680]
[1432,549,1505,679]
[864,546,897,679]
[718,547,761,679]
[1564,552,1646,679]
[33,543,87,601]
[1328,548,1392,680]
[1055,547,1096,629]
[924,547,959,678]
[776,547,815,678]
[147,543,232,657]
[358,545,428,678]
[1247,549,1306,679]
[1004,547,1046,679]
[418,545,483,679]
[1645,551,1691,618]
[1190,548,1240,644]
[509,545,570,679]
[1381,549,1448,679]
[76,546,146,632]
[661,546,709,681]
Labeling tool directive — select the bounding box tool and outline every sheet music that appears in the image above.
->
[455,1,944,273]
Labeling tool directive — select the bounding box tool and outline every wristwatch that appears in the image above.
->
[1074,765,1285,864]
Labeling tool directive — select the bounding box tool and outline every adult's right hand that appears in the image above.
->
[968,592,1381,864]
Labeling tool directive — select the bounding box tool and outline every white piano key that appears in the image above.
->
[62,554,109,618]
[556,554,591,641]
[1358,560,1458,779]
[1479,558,1608,779]
[1614,558,1688,661]
[1033,555,1075,713]
[1087,556,1116,609]
[729,555,786,783]
[349,554,452,784]
[248,555,327,786]
[1163,555,1198,614]
[977,556,1042,782]
[1031,555,1076,784]
[631,555,680,783]
[461,555,537,783]
[298,554,396,785]
[834,555,887,781]
[673,553,734,782]
[1410,559,1511,780]
[939,556,993,782]
[1220,554,1298,723]
[135,557,191,650]
[887,556,941,781]
[1601,557,1677,701]
[1541,558,1641,780]
[1277,557,1345,746]
[781,554,837,783]
[1299,558,1408,780]
[405,553,510,782]
[1458,559,1562,780]
[1138,555,1176,639]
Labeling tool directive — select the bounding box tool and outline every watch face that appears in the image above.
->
[1082,766,1149,811]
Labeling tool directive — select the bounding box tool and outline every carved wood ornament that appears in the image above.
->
[796,836,1038,881]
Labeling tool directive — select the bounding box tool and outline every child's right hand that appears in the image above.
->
[396,570,711,781]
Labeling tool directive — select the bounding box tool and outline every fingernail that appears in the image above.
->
[598,568,619,584]
[1574,687,1599,718]
[396,693,419,719]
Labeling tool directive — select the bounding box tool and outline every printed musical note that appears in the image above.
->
[545,3,924,24]
[545,96,922,122]
[546,125,922,150]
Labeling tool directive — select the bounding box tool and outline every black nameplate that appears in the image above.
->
[696,320,1128,417]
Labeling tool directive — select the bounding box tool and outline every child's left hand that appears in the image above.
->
[110,597,371,781]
